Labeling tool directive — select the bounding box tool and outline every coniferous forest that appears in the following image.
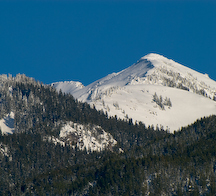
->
[1,74,216,195]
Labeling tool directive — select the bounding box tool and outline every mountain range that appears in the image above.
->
[52,53,216,132]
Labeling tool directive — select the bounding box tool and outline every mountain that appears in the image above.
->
[52,53,216,132]
[1,73,216,195]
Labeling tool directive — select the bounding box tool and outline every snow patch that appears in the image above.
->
[0,143,12,160]
[46,122,117,152]
[51,81,84,94]
[0,112,15,134]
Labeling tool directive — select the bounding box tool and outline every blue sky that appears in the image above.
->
[0,1,215,86]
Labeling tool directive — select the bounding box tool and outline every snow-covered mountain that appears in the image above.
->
[52,53,216,132]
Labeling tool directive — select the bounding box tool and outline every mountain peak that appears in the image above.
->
[141,53,180,69]
[53,54,216,132]
[140,53,175,65]
[142,53,165,59]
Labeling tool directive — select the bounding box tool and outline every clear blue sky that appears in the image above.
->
[0,1,215,86]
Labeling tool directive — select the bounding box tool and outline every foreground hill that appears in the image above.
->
[53,53,216,132]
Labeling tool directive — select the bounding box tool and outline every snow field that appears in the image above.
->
[90,84,216,133]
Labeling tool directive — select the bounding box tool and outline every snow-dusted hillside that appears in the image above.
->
[53,53,216,132]
[45,122,117,152]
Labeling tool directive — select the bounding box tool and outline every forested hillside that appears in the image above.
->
[0,74,216,195]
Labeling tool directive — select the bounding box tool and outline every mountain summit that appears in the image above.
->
[52,53,216,132]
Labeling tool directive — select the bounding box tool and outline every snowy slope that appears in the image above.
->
[89,84,216,132]
[45,122,117,152]
[0,112,15,134]
[51,81,84,95]
[53,53,216,132]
